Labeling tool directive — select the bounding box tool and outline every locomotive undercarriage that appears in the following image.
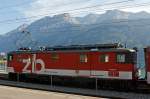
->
[8,72,137,91]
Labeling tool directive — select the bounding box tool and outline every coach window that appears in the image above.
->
[51,53,59,61]
[117,54,125,63]
[80,54,88,63]
[100,54,109,63]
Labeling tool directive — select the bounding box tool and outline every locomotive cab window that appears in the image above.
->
[117,54,125,63]
[100,54,109,62]
[80,54,88,63]
[7,54,13,61]
[51,53,59,61]
[125,52,137,64]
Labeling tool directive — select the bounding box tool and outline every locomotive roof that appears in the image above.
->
[8,48,136,54]
[44,43,123,51]
[8,43,136,54]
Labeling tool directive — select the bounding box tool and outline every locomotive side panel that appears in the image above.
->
[36,52,78,76]
[7,49,136,80]
[7,51,92,77]
[35,51,92,77]
[7,53,33,73]
[76,52,91,77]
[91,51,136,80]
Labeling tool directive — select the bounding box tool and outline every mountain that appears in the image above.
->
[77,13,100,24]
[1,10,150,61]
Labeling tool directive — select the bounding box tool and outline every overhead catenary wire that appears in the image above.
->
[0,0,86,11]
[23,0,134,15]
[0,0,148,50]
[3,14,150,28]
[0,0,92,14]
[1,0,150,29]
[2,18,150,35]
[1,2,150,26]
[0,0,134,24]
[0,0,132,13]
[72,1,150,16]
[0,14,143,26]
[0,1,32,10]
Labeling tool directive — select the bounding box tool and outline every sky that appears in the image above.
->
[0,0,150,34]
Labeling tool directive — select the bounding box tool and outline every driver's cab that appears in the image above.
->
[144,47,150,84]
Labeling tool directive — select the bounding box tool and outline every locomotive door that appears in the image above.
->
[90,52,100,77]
[90,51,109,78]
[76,52,91,77]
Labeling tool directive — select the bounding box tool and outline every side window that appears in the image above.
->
[17,55,22,62]
[100,54,109,62]
[51,53,59,61]
[8,54,13,61]
[80,54,88,63]
[117,54,125,63]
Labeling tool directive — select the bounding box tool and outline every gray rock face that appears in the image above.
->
[1,10,150,54]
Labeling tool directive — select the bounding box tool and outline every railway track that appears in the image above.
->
[0,79,149,99]
[0,71,149,98]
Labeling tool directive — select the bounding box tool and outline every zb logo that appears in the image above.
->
[22,54,45,73]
